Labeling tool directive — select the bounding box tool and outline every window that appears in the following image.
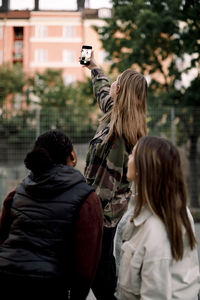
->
[64,74,76,85]
[63,50,76,63]
[98,8,112,19]
[35,49,48,63]
[14,27,23,39]
[14,41,23,60]
[63,26,75,38]
[35,25,47,38]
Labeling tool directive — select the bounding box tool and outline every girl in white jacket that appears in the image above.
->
[116,135,200,300]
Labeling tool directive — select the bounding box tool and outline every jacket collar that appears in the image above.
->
[123,205,153,242]
[133,205,153,227]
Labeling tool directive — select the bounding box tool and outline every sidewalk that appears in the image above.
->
[86,290,96,300]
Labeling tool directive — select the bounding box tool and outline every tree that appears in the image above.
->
[0,66,96,166]
[28,69,97,143]
[0,110,36,165]
[0,63,25,107]
[0,64,35,164]
[97,0,200,207]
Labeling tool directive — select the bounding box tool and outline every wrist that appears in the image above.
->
[87,62,99,70]
[90,66,99,71]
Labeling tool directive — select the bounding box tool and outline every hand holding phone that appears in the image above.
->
[80,45,92,65]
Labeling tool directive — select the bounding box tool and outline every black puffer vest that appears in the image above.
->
[0,165,94,283]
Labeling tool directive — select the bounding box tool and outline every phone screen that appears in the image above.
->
[80,46,92,65]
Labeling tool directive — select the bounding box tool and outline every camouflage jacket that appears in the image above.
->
[84,68,132,228]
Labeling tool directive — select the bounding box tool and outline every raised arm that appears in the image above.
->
[82,51,113,114]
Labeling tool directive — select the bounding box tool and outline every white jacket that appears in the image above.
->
[116,206,200,300]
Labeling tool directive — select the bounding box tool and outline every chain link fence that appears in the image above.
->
[0,106,199,213]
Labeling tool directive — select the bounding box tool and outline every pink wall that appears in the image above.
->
[4,26,14,63]
[23,26,31,72]
[0,10,93,82]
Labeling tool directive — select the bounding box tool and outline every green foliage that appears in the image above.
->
[98,0,200,206]
[0,63,25,107]
[0,110,36,165]
[27,69,97,143]
[99,0,199,99]
[0,64,33,165]
[0,65,97,166]
[27,69,70,107]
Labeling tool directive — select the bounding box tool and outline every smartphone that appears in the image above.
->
[80,45,92,65]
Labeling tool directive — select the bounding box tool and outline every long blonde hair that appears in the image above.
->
[103,69,147,148]
[133,136,197,260]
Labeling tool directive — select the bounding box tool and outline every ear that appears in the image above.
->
[66,149,77,167]
[116,84,121,94]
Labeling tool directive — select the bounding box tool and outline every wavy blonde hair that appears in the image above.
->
[103,69,147,148]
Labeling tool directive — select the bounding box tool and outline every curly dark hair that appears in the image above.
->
[24,130,73,174]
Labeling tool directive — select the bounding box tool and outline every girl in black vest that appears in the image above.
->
[0,130,103,300]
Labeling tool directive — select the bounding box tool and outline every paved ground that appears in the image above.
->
[86,290,96,300]
[86,223,200,300]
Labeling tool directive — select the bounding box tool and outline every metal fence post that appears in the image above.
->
[36,107,41,139]
[171,107,176,145]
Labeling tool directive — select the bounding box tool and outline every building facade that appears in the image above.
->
[0,7,112,84]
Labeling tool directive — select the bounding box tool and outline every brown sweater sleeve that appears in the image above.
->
[70,191,103,299]
[0,190,15,244]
